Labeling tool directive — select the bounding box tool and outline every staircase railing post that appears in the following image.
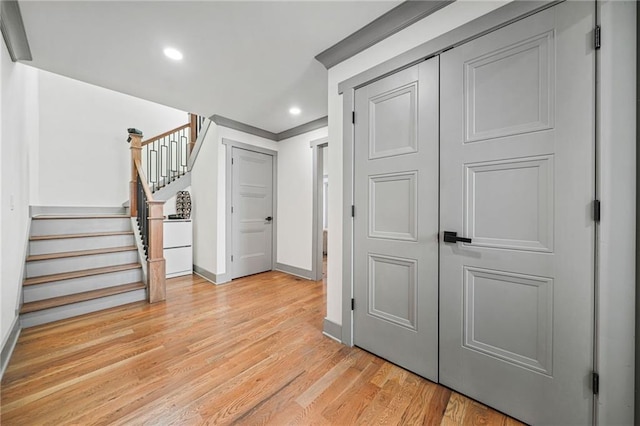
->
[129,132,143,218]
[189,113,197,154]
[147,200,166,303]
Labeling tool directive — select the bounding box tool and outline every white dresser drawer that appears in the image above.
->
[163,220,192,248]
[165,246,192,278]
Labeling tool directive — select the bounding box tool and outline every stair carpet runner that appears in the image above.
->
[21,213,147,328]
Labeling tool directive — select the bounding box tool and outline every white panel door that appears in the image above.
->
[440,3,595,424]
[353,58,439,380]
[232,147,274,279]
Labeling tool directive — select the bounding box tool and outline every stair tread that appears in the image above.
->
[24,263,142,286]
[27,246,138,262]
[30,231,134,241]
[32,215,130,220]
[20,282,146,313]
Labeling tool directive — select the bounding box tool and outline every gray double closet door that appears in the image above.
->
[353,2,595,424]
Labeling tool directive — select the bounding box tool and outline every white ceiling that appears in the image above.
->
[19,1,401,133]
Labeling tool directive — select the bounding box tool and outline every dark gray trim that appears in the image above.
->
[1,317,21,380]
[322,318,342,343]
[636,3,640,423]
[212,115,278,141]
[315,0,454,69]
[193,264,229,285]
[188,119,212,171]
[211,115,328,142]
[277,116,328,141]
[275,262,314,281]
[0,0,32,61]
[311,138,328,282]
[340,0,564,349]
[338,0,561,94]
[222,139,278,281]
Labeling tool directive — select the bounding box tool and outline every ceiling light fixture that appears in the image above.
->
[163,47,183,61]
[289,107,301,115]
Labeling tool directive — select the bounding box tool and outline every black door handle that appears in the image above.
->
[443,231,472,244]
[265,216,273,222]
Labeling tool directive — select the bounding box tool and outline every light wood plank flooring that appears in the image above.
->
[1,271,523,425]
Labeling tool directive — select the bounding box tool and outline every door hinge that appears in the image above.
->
[592,371,599,395]
[594,25,601,50]
[593,199,601,222]
[231,255,234,262]
[352,111,355,124]
[232,157,234,165]
[231,206,234,213]
[351,298,355,310]
[351,205,355,217]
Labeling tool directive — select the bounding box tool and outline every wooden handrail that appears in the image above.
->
[134,159,154,201]
[141,123,190,147]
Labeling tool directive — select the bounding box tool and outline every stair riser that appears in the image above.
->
[20,289,147,328]
[31,218,132,236]
[24,269,143,303]
[26,251,139,278]
[29,234,135,255]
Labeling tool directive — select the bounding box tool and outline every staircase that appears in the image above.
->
[19,115,208,328]
[21,212,147,328]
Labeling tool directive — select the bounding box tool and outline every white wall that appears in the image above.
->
[326,0,511,325]
[277,127,328,271]
[1,39,39,346]
[191,123,220,275]
[35,70,187,207]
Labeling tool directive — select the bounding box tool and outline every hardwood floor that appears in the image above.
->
[1,271,523,425]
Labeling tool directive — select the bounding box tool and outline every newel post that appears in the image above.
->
[189,113,198,153]
[129,131,143,218]
[147,201,166,303]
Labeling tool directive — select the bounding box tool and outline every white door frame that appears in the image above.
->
[339,1,635,424]
[311,137,329,281]
[222,138,278,280]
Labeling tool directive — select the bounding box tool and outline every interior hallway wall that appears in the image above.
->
[36,69,187,207]
[277,127,327,272]
[1,38,38,347]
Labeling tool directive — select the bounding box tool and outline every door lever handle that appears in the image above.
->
[265,216,273,222]
[443,231,472,244]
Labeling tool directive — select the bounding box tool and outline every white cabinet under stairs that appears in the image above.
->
[21,213,147,328]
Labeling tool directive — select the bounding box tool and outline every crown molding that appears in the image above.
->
[315,0,454,69]
[1,0,32,61]
[210,115,328,142]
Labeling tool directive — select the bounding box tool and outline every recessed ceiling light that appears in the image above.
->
[289,107,301,115]
[163,47,183,61]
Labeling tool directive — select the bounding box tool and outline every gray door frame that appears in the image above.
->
[311,137,329,281]
[222,138,278,281]
[339,1,635,424]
